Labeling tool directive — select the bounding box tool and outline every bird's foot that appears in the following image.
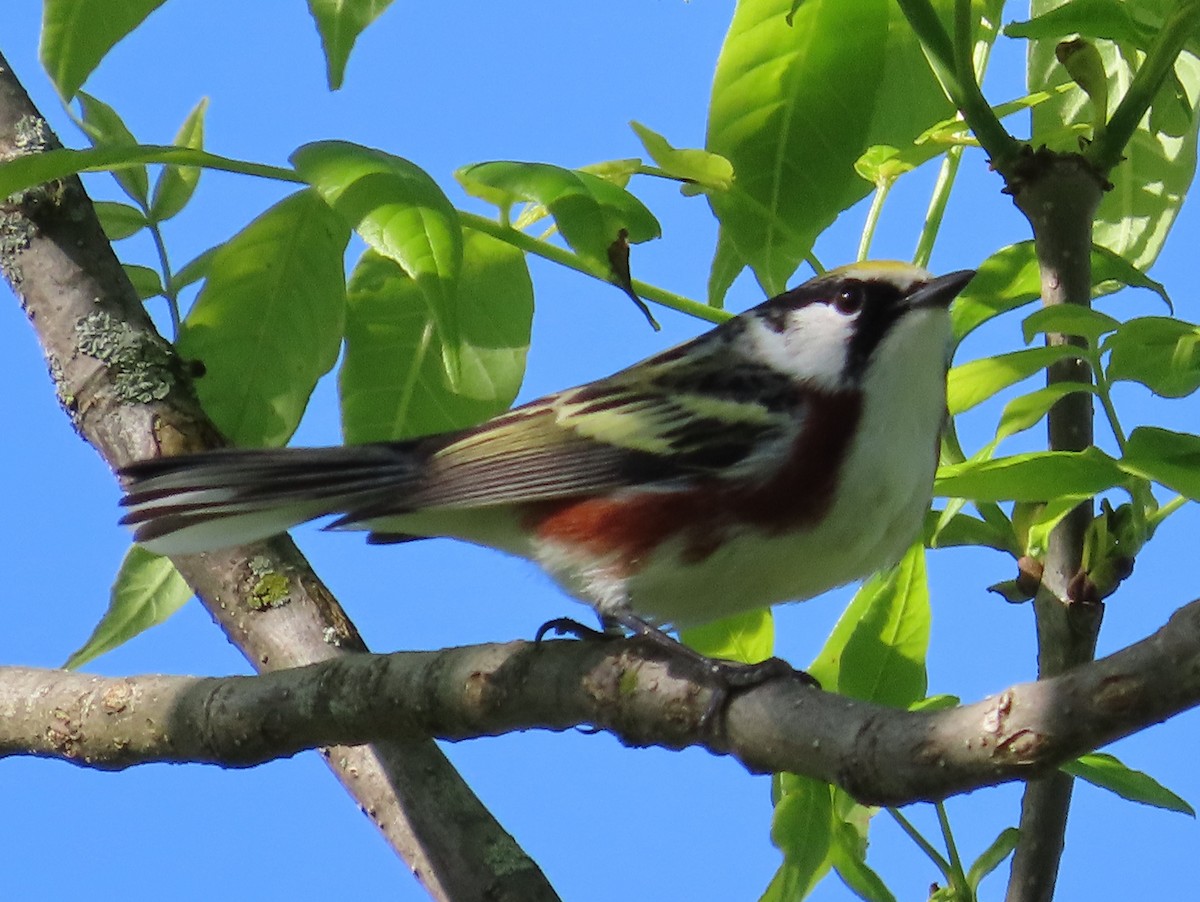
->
[536,611,818,733]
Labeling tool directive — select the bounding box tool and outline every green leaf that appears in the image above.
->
[292,140,463,384]
[629,121,733,194]
[177,190,350,447]
[1025,495,1093,558]
[909,694,960,712]
[307,0,396,90]
[149,96,209,222]
[808,543,929,707]
[456,160,660,257]
[1021,305,1119,345]
[1121,427,1200,501]
[706,0,956,301]
[170,245,220,294]
[1006,0,1152,45]
[40,0,168,100]
[854,144,915,186]
[763,773,834,902]
[965,828,1020,891]
[951,241,1173,341]
[577,158,643,189]
[1090,245,1172,309]
[829,820,896,902]
[924,508,1015,553]
[935,448,1125,501]
[947,345,1085,415]
[93,199,147,240]
[1106,317,1200,397]
[994,382,1097,442]
[681,608,774,665]
[65,545,192,669]
[1028,2,1200,271]
[123,263,164,301]
[1064,752,1195,816]
[77,92,149,204]
[340,227,533,443]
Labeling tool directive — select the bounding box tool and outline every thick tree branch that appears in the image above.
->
[0,52,557,902]
[3,595,1200,805]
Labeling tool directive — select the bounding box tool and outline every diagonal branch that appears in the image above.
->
[4,594,1200,805]
[0,51,557,902]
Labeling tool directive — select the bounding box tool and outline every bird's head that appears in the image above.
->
[739,261,975,393]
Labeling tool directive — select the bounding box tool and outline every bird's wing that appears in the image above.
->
[392,332,806,512]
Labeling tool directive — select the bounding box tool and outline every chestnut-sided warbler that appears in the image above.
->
[120,261,973,632]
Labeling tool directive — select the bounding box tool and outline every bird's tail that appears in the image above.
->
[119,444,424,555]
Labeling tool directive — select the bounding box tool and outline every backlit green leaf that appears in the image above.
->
[77,92,149,203]
[1121,427,1200,501]
[65,545,191,668]
[947,345,1084,414]
[630,120,733,194]
[340,227,533,443]
[808,543,928,707]
[1028,2,1200,270]
[177,190,350,447]
[293,140,462,387]
[966,828,1020,890]
[763,773,834,902]
[1106,317,1200,397]
[681,608,774,665]
[307,0,396,90]
[936,448,1125,501]
[1021,305,1119,345]
[706,0,956,301]
[995,382,1096,442]
[1064,752,1195,816]
[149,96,208,222]
[41,0,168,100]
[830,820,897,902]
[456,160,661,263]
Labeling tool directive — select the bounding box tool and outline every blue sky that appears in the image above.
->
[3,3,1200,900]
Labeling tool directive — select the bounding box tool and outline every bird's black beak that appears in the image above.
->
[906,269,976,310]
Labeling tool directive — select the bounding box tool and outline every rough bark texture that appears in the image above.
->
[3,594,1200,805]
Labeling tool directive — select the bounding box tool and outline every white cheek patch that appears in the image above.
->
[746,305,853,391]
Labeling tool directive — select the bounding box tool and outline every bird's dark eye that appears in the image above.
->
[832,284,865,315]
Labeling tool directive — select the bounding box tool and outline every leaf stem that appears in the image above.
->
[1089,354,1128,452]
[888,807,953,880]
[460,212,728,324]
[1148,493,1190,530]
[145,220,181,338]
[914,144,962,269]
[1090,0,1200,173]
[894,0,1021,171]
[858,183,890,261]
[936,801,969,891]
